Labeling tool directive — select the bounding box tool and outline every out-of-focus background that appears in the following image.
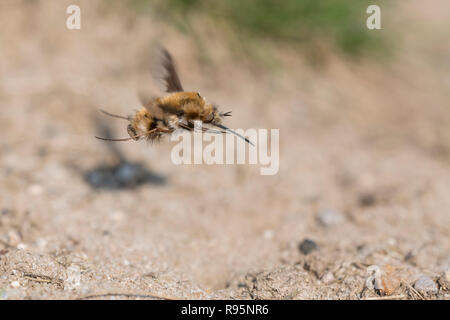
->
[0,0,449,299]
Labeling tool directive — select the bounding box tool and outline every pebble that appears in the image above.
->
[10,281,20,288]
[299,239,319,255]
[359,192,376,207]
[263,229,274,240]
[365,265,381,291]
[36,238,48,249]
[64,265,82,291]
[17,243,27,250]
[365,264,400,296]
[111,211,125,223]
[28,184,43,196]
[438,269,450,290]
[316,210,345,227]
[414,275,438,295]
[321,271,335,284]
[379,266,400,295]
[7,230,21,247]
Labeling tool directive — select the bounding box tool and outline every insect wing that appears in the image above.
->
[152,47,184,93]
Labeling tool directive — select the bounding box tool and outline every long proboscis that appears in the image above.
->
[213,124,255,146]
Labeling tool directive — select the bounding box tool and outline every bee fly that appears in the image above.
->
[95,48,253,146]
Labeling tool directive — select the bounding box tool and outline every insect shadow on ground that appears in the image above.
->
[83,116,167,190]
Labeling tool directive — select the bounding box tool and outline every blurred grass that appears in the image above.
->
[125,0,387,58]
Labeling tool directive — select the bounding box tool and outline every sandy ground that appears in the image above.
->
[0,0,449,299]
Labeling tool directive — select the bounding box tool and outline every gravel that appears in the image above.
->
[414,275,438,295]
[299,239,319,255]
[316,210,345,227]
[438,269,450,290]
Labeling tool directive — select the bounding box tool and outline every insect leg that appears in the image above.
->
[95,128,161,142]
[99,109,131,121]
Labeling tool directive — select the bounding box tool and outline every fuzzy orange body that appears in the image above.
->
[156,92,216,121]
[127,92,217,141]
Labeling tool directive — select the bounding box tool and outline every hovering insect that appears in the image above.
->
[95,48,253,146]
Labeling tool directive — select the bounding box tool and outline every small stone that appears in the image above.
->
[10,281,20,288]
[111,211,125,223]
[263,229,274,240]
[316,210,345,227]
[380,265,400,295]
[414,275,438,295]
[359,192,377,207]
[17,243,27,250]
[365,264,400,296]
[36,238,47,249]
[321,271,335,284]
[7,230,21,247]
[299,239,319,255]
[387,238,397,246]
[365,265,382,291]
[438,269,450,290]
[28,184,43,195]
[64,265,82,291]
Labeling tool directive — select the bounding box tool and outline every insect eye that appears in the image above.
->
[205,112,214,122]
[197,92,201,98]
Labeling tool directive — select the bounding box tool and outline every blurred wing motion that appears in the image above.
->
[152,47,184,93]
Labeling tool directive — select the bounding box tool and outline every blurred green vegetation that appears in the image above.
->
[126,0,386,58]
